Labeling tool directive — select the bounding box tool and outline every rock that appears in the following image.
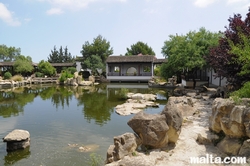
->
[115,95,159,116]
[3,129,30,152]
[217,136,242,156]
[161,97,183,143]
[76,76,82,84]
[89,75,95,83]
[106,132,141,164]
[209,98,248,138]
[73,72,78,79]
[78,81,93,86]
[106,151,168,166]
[196,131,220,145]
[127,112,169,149]
[238,139,250,157]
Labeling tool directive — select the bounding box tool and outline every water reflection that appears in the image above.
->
[4,147,31,166]
[0,84,169,125]
[0,84,169,165]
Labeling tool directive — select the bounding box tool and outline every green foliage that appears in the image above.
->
[4,72,12,79]
[59,70,73,83]
[228,33,250,77]
[118,88,129,100]
[80,35,113,71]
[35,72,44,77]
[88,153,103,166]
[0,44,21,61]
[13,55,34,75]
[48,46,75,63]
[37,60,56,76]
[161,27,221,80]
[230,82,250,103]
[125,41,155,55]
[66,67,77,75]
[154,66,161,76]
[82,55,105,75]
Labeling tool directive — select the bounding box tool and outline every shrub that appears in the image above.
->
[118,88,129,100]
[35,72,44,77]
[4,72,12,80]
[67,67,77,75]
[59,70,73,83]
[11,75,23,81]
[230,81,250,103]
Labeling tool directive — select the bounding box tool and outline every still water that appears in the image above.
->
[0,83,169,166]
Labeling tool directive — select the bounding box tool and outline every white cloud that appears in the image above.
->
[227,0,248,4]
[0,3,21,26]
[39,0,127,15]
[193,0,217,8]
[46,8,64,15]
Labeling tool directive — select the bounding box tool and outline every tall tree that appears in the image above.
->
[14,55,34,75]
[0,45,21,61]
[48,46,75,63]
[125,41,155,55]
[80,35,113,73]
[206,9,250,89]
[161,27,221,80]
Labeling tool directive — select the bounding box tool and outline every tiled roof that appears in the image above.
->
[106,55,155,63]
[50,63,76,67]
[106,55,167,64]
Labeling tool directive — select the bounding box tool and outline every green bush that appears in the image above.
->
[35,72,44,77]
[59,70,73,83]
[4,72,12,80]
[230,81,250,103]
[67,67,77,75]
[118,88,129,100]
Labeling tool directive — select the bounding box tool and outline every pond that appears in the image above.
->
[0,83,170,166]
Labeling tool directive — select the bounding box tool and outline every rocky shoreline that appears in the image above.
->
[105,90,250,166]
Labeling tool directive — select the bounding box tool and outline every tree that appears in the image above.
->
[37,60,56,76]
[13,55,34,75]
[0,45,21,61]
[125,41,155,55]
[206,9,250,89]
[161,27,221,80]
[48,46,75,63]
[80,35,113,72]
[82,55,105,75]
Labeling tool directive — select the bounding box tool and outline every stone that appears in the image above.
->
[216,136,242,156]
[73,72,78,79]
[88,75,95,83]
[209,98,249,138]
[106,132,141,164]
[238,139,250,157]
[127,112,169,148]
[3,129,30,152]
[161,97,183,143]
[78,81,93,86]
[196,132,220,145]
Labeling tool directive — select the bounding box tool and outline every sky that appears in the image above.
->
[1,0,250,63]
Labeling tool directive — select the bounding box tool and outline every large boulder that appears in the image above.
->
[127,112,169,149]
[3,129,30,152]
[216,136,242,156]
[161,97,183,143]
[209,98,250,138]
[106,132,141,164]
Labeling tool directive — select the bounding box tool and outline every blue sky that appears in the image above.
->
[1,0,250,63]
